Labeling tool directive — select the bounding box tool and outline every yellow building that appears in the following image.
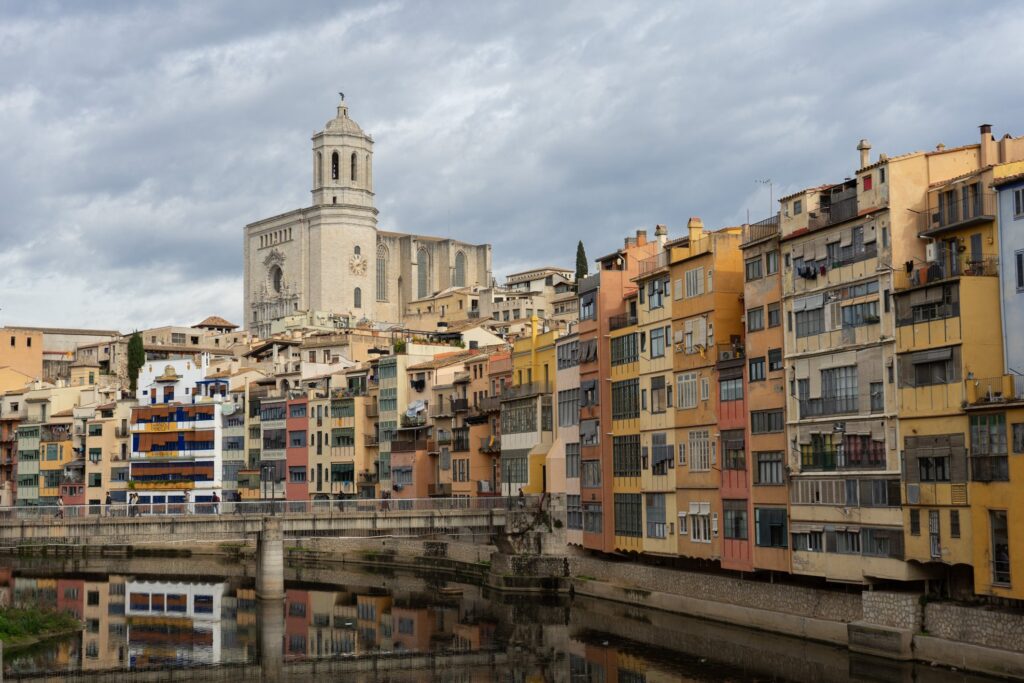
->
[503,319,557,495]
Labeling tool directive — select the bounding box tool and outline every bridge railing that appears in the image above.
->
[0,496,540,521]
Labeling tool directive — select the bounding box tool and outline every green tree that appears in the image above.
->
[127,332,144,392]
[575,240,589,281]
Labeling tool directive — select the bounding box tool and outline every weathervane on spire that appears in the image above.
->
[338,91,345,101]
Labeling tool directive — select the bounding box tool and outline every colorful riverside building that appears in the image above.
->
[609,291,641,552]
[779,131,1024,586]
[894,157,1024,596]
[555,332,581,544]
[671,220,744,563]
[577,229,658,552]
[739,215,791,573]
[501,322,557,496]
[634,228,677,557]
[130,355,227,509]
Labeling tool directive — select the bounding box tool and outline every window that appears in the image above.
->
[723,500,747,540]
[1015,188,1024,218]
[647,278,667,309]
[748,357,765,382]
[611,379,639,420]
[863,174,873,191]
[611,333,638,366]
[650,326,666,358]
[903,347,960,387]
[567,495,582,529]
[416,248,430,299]
[580,418,600,447]
[354,287,362,308]
[842,300,879,327]
[765,250,779,275]
[583,503,603,533]
[677,372,697,409]
[755,452,784,485]
[745,257,763,281]
[557,340,580,368]
[651,432,673,475]
[690,505,712,543]
[722,430,744,470]
[650,376,667,414]
[288,431,307,448]
[377,245,389,301]
[614,493,642,537]
[558,389,579,427]
[689,430,712,471]
[646,493,667,538]
[1017,250,1024,291]
[720,377,743,402]
[795,307,825,338]
[793,199,803,215]
[870,382,884,412]
[700,377,710,401]
[581,460,601,488]
[565,443,580,479]
[331,151,339,179]
[746,307,764,332]
[613,435,641,477]
[768,348,783,372]
[950,509,961,538]
[792,531,823,552]
[767,302,781,327]
[453,251,466,287]
[684,267,705,297]
[579,292,596,320]
[971,413,1007,456]
[288,466,307,483]
[755,508,787,548]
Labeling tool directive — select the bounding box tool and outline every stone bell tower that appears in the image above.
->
[312,94,376,209]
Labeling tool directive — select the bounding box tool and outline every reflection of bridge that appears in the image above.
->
[8,646,515,682]
[0,498,533,601]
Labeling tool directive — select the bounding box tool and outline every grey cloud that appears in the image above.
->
[0,0,1022,330]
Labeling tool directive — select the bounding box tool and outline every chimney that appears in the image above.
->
[655,224,668,248]
[636,229,647,246]
[857,139,872,169]
[687,217,704,244]
[980,123,995,167]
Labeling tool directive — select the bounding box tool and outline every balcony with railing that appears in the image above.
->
[965,375,1023,406]
[364,433,379,447]
[609,314,638,331]
[499,382,551,402]
[921,192,997,236]
[798,396,859,419]
[638,250,671,276]
[365,402,379,418]
[741,215,780,246]
[400,413,428,428]
[479,436,500,454]
[391,439,427,453]
[477,396,502,414]
[809,191,858,230]
[359,469,378,484]
[428,483,452,497]
[894,254,999,291]
[970,453,1009,482]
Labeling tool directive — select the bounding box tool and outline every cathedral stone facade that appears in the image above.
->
[243,97,492,337]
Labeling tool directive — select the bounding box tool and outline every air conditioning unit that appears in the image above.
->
[925,242,939,263]
[720,350,732,360]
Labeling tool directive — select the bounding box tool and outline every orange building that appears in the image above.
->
[670,219,744,562]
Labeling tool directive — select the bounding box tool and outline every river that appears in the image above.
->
[0,554,1003,682]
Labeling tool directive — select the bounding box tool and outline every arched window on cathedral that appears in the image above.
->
[350,152,358,182]
[354,245,361,256]
[417,248,430,299]
[316,152,323,187]
[331,151,339,180]
[377,245,388,302]
[354,287,362,309]
[454,251,467,287]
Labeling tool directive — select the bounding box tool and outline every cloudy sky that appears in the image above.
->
[1,0,1022,331]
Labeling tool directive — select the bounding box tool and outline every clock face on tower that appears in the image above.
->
[349,253,368,276]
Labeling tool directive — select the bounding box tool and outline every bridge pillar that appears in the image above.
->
[258,592,284,681]
[256,516,284,601]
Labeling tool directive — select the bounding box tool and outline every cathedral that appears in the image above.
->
[243,96,492,337]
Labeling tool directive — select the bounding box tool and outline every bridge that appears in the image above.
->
[0,497,537,599]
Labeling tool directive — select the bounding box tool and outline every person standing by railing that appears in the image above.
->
[104,492,111,517]
[56,496,64,520]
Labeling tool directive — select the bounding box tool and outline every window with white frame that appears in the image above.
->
[700,377,710,401]
[1016,250,1024,291]
[677,372,697,409]
[1015,188,1024,218]
[690,430,712,471]
[684,267,705,297]
[689,502,712,543]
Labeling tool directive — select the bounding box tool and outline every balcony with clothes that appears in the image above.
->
[965,375,1024,407]
[893,251,999,291]
[479,434,500,455]
[741,214,780,247]
[920,188,996,237]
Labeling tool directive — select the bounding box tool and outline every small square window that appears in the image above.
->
[863,175,873,191]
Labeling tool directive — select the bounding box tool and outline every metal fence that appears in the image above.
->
[0,496,539,521]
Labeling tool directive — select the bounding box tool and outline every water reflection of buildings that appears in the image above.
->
[3,571,504,678]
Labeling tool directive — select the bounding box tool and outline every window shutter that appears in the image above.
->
[678,512,687,535]
[711,512,719,536]
[677,442,686,466]
[674,279,683,300]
